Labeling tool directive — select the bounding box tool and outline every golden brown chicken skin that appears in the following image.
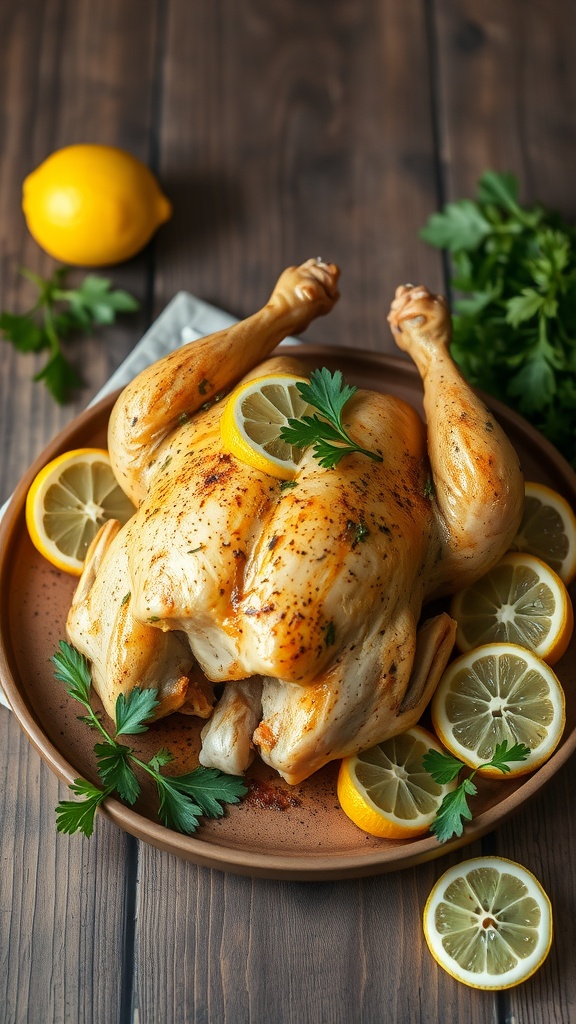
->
[67,260,523,784]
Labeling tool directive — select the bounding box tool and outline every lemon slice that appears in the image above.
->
[25,448,135,575]
[431,642,565,776]
[450,552,573,666]
[337,726,457,839]
[423,856,553,990]
[220,373,313,479]
[510,481,576,585]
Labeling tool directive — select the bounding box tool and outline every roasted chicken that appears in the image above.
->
[67,259,523,784]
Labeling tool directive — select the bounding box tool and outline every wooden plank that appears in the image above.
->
[0,709,133,1024]
[433,0,576,1017]
[0,0,161,501]
[433,0,576,209]
[132,843,499,1023]
[498,763,576,1022]
[153,0,445,353]
[0,2,162,1021]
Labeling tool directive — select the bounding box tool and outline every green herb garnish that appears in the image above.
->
[347,520,370,546]
[52,641,246,837]
[323,620,336,647]
[280,368,383,469]
[420,170,576,466]
[0,266,139,403]
[422,739,530,844]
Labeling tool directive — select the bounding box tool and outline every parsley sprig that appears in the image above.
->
[279,367,383,469]
[52,641,246,837]
[0,266,139,403]
[422,740,530,844]
[420,170,576,467]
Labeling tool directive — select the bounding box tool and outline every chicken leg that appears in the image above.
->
[388,284,524,594]
[67,268,524,787]
[109,258,340,505]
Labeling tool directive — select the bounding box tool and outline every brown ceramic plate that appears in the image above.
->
[1,345,576,880]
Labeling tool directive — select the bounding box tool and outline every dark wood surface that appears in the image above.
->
[1,2,576,1021]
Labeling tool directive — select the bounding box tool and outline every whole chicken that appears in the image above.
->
[67,259,523,785]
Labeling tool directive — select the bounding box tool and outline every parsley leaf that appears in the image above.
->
[430,779,476,844]
[115,688,160,735]
[420,199,492,252]
[52,640,92,706]
[476,170,521,210]
[53,641,247,837]
[0,266,139,403]
[423,739,530,843]
[55,779,113,838]
[93,742,140,805]
[34,350,83,404]
[147,766,246,833]
[420,171,576,467]
[488,740,532,774]
[421,748,464,785]
[279,367,383,468]
[0,312,45,352]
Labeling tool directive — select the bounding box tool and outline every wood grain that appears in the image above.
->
[0,0,159,502]
[434,2,576,1019]
[132,842,501,1024]
[154,0,444,350]
[1,0,576,1021]
[0,712,134,1023]
[0,3,158,1023]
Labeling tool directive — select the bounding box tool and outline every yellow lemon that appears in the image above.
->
[510,480,576,585]
[337,726,457,839]
[26,448,135,575]
[430,642,565,777]
[220,373,313,480]
[450,552,573,666]
[423,856,553,989]
[22,144,172,266]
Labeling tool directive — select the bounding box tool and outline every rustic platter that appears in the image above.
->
[1,344,575,880]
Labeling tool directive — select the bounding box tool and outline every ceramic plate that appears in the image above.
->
[1,345,575,880]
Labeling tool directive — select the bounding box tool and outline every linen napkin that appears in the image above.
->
[0,290,295,711]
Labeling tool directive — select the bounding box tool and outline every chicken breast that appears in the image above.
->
[67,260,523,784]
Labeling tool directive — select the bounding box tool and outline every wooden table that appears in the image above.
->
[2,2,576,1021]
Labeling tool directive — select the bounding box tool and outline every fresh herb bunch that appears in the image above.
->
[422,739,530,844]
[280,367,383,468]
[52,641,246,837]
[420,170,576,466]
[0,266,139,403]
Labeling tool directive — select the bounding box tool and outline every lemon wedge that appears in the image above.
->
[25,448,135,575]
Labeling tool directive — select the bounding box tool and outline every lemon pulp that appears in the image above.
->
[337,726,456,838]
[26,448,135,574]
[220,374,313,479]
[423,857,553,989]
[451,552,573,665]
[431,642,565,775]
[510,481,576,585]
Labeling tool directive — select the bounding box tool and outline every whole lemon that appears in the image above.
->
[22,144,172,266]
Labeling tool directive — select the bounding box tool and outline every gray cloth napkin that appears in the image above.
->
[1,291,295,711]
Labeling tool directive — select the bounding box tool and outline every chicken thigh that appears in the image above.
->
[67,260,523,784]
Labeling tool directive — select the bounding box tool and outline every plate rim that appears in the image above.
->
[2,344,576,880]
